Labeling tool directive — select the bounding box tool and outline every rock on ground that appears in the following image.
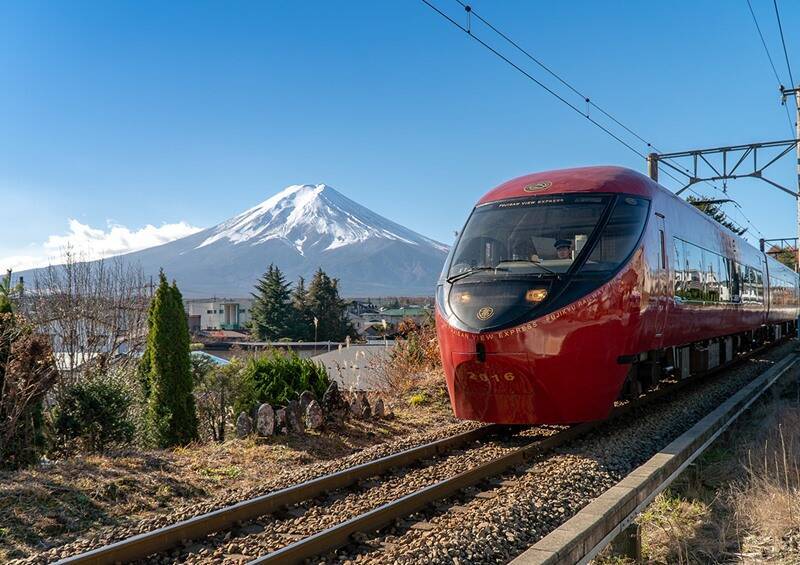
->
[236,412,253,438]
[299,390,316,414]
[373,398,385,418]
[305,400,324,430]
[286,400,304,433]
[275,408,287,433]
[322,381,348,423]
[256,404,275,436]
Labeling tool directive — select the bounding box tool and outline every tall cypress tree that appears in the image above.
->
[250,264,294,340]
[141,271,198,447]
[306,268,353,342]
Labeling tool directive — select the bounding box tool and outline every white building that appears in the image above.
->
[184,298,254,332]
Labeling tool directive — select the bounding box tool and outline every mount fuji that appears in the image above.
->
[22,184,450,297]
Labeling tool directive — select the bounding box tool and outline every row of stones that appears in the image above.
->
[235,381,387,438]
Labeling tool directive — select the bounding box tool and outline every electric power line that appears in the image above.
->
[421,0,729,198]
[419,0,650,161]
[746,0,796,137]
[731,201,766,239]
[773,0,795,88]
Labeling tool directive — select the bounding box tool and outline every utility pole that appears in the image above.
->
[780,85,800,269]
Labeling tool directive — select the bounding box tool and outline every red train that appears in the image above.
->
[435,166,800,424]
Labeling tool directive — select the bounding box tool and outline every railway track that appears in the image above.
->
[56,339,794,565]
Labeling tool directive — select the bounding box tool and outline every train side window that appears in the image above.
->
[755,270,764,302]
[730,262,741,303]
[741,264,754,303]
[684,243,702,301]
[659,229,666,269]
[702,249,719,302]
[721,258,730,302]
[673,238,686,299]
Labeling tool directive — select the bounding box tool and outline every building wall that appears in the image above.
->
[184,298,254,331]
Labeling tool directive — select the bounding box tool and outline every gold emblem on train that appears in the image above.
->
[477,306,494,320]
[523,181,552,192]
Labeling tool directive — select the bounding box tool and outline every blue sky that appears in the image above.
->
[2,0,799,269]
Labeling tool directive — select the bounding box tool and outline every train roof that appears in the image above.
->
[478,166,799,282]
[477,166,655,205]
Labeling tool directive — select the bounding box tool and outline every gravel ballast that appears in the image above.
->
[23,342,797,565]
[330,342,800,564]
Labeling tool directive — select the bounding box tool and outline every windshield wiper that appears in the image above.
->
[446,266,504,283]
[495,259,560,278]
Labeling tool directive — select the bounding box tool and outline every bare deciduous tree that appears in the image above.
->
[21,249,150,394]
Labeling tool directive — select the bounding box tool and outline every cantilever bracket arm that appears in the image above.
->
[757,175,799,198]
[674,174,797,198]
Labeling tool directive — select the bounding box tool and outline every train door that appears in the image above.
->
[654,214,668,344]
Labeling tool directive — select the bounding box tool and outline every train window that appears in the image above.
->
[740,264,754,303]
[719,256,731,302]
[580,196,650,273]
[755,269,764,302]
[703,250,720,302]
[673,238,686,299]
[730,261,741,302]
[447,194,611,278]
[659,229,666,269]
[684,243,703,301]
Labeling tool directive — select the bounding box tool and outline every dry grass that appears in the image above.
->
[0,323,463,561]
[0,403,459,561]
[629,379,800,564]
[372,321,450,409]
[729,407,800,560]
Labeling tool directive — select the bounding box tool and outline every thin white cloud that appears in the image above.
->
[2,219,202,272]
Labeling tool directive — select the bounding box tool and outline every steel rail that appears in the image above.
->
[248,340,787,565]
[54,424,501,565]
[57,339,784,565]
[511,350,799,565]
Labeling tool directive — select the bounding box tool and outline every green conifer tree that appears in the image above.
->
[306,268,354,342]
[250,264,294,340]
[0,270,22,314]
[141,271,198,447]
[290,276,313,341]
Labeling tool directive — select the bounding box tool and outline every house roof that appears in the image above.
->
[380,307,431,317]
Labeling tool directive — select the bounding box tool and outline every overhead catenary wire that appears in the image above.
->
[422,0,766,241]
[773,0,795,89]
[418,0,650,162]
[420,0,729,198]
[731,201,767,239]
[746,0,796,137]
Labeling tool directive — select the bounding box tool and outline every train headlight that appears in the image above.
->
[525,288,548,303]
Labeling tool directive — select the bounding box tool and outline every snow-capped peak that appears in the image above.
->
[197,183,448,255]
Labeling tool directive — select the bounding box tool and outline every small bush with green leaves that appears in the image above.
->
[54,379,136,453]
[234,350,330,414]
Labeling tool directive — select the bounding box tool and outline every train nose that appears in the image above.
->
[450,351,538,422]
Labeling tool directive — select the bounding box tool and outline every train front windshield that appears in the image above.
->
[443,194,649,330]
[448,195,611,278]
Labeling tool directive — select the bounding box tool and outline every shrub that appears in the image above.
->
[190,352,218,384]
[378,320,443,394]
[54,378,135,453]
[234,350,330,414]
[196,359,243,442]
[0,313,57,470]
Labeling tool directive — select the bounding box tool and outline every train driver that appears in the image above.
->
[554,239,573,260]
